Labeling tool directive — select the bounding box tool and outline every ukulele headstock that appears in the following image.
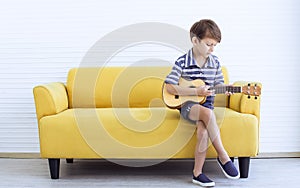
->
[241,83,261,99]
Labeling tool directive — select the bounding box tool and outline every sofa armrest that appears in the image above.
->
[229,81,262,121]
[33,82,68,121]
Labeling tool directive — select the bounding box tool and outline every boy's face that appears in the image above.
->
[193,37,218,58]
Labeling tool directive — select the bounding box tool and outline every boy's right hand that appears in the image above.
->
[196,85,214,96]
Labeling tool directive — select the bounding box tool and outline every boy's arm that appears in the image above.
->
[165,83,213,97]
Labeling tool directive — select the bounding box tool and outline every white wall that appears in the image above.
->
[0,0,299,153]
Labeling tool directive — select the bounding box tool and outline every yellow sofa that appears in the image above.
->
[33,66,261,179]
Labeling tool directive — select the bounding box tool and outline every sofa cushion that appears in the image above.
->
[39,107,258,158]
[39,107,195,158]
[67,67,172,108]
[66,66,230,109]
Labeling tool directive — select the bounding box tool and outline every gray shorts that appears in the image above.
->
[179,101,214,124]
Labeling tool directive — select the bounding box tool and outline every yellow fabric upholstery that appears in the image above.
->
[33,82,68,121]
[229,81,262,122]
[213,66,229,108]
[66,67,170,108]
[33,66,261,160]
[38,107,258,159]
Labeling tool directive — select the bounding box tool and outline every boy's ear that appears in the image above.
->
[191,36,199,45]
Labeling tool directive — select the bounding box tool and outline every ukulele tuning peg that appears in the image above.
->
[255,96,258,100]
[248,83,251,86]
[254,83,257,90]
[248,95,251,99]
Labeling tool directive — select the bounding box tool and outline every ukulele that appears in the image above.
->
[162,79,261,109]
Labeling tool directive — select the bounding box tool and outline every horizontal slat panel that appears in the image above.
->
[0,0,299,154]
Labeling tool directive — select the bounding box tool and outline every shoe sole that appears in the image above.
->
[217,160,240,180]
[192,179,215,187]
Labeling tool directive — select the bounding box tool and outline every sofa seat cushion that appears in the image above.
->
[39,107,258,158]
[39,107,195,158]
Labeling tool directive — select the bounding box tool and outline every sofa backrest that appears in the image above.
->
[67,66,229,108]
[67,67,171,108]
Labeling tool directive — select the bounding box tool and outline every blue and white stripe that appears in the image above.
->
[165,49,224,87]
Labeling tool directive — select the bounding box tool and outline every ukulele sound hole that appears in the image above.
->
[175,95,179,99]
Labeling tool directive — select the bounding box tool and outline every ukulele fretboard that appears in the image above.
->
[210,86,242,94]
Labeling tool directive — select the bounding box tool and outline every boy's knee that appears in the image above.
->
[203,107,213,116]
[202,108,215,123]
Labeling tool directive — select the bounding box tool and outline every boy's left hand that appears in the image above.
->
[225,84,234,96]
[224,84,234,96]
[215,84,235,96]
[225,91,233,96]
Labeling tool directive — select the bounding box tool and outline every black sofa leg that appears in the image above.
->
[48,158,60,179]
[66,158,74,163]
[238,157,250,178]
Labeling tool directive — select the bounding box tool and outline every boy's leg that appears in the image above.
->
[193,121,208,176]
[189,105,230,164]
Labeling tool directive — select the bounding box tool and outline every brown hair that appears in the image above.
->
[190,19,221,42]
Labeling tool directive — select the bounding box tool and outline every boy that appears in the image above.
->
[164,19,239,187]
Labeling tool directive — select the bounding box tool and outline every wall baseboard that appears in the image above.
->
[256,152,300,158]
[0,153,41,158]
[0,152,299,159]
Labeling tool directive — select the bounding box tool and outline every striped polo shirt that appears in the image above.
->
[165,48,224,108]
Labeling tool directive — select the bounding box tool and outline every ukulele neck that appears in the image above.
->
[210,86,242,94]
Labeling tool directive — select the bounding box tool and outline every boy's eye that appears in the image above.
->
[206,43,216,47]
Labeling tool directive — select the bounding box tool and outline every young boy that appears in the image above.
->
[164,19,239,187]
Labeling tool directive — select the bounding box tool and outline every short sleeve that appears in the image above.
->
[164,57,184,85]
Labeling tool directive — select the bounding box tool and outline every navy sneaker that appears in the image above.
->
[217,158,240,179]
[192,173,215,187]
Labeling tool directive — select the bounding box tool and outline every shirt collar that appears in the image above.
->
[185,48,217,68]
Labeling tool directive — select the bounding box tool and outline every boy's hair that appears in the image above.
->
[190,19,221,42]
